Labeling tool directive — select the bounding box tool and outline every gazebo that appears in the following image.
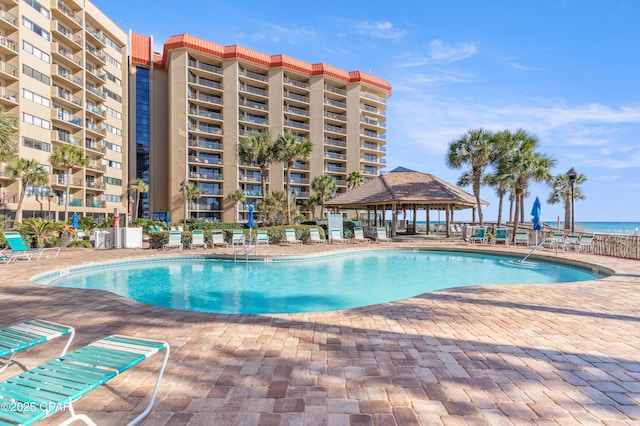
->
[325,167,488,237]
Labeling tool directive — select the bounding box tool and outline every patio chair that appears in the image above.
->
[544,231,565,250]
[2,232,60,260]
[284,228,302,244]
[0,319,75,373]
[0,335,169,426]
[211,230,228,247]
[329,229,348,244]
[189,230,207,249]
[163,231,183,250]
[469,226,487,244]
[493,226,508,245]
[375,227,392,242]
[514,230,530,247]
[308,228,326,244]
[256,230,269,245]
[565,233,580,251]
[352,227,371,244]
[579,233,595,253]
[232,230,245,246]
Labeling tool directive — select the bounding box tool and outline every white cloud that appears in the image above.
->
[355,21,406,40]
[428,39,477,63]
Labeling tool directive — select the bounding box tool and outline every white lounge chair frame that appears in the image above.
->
[308,228,326,244]
[0,335,169,426]
[493,227,508,245]
[0,319,75,373]
[352,227,371,244]
[232,230,245,246]
[514,230,529,247]
[329,229,348,244]
[469,226,487,244]
[163,231,183,250]
[256,230,269,245]
[211,230,228,247]
[375,227,392,242]
[284,229,302,244]
[189,231,207,249]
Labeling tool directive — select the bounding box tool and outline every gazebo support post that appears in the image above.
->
[391,203,397,237]
[445,204,451,237]
[412,205,417,234]
[426,208,430,235]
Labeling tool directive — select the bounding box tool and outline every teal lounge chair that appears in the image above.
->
[211,230,228,247]
[514,230,530,246]
[352,227,371,244]
[309,228,326,244]
[469,226,487,244]
[284,228,302,244]
[163,231,183,250]
[375,227,392,242]
[3,232,60,260]
[493,226,508,245]
[190,230,207,249]
[0,319,75,373]
[256,230,269,245]
[232,230,245,246]
[329,229,347,244]
[0,335,169,426]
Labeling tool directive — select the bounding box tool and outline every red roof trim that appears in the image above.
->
[158,34,391,95]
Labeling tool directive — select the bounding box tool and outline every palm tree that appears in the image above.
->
[227,189,245,223]
[311,174,337,219]
[446,128,493,225]
[181,182,201,227]
[50,144,89,221]
[129,178,149,220]
[547,173,587,229]
[273,131,313,224]
[485,129,520,226]
[238,130,276,198]
[346,171,364,191]
[0,113,17,162]
[501,131,556,241]
[6,158,49,223]
[18,217,63,248]
[300,194,320,219]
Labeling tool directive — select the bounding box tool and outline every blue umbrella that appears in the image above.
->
[531,196,542,231]
[165,211,171,229]
[72,212,79,229]
[247,205,255,229]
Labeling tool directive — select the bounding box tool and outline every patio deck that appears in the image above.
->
[1,239,638,425]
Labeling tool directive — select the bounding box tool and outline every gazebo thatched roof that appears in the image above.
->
[326,167,487,210]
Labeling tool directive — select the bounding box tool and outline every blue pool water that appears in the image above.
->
[33,250,602,314]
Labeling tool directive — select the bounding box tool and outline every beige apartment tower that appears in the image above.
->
[130,33,392,223]
[0,0,127,222]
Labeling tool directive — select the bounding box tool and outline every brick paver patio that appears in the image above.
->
[1,239,638,425]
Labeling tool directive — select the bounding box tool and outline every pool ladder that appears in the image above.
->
[520,238,557,262]
[233,235,256,263]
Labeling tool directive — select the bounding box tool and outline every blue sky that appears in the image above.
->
[94,0,640,222]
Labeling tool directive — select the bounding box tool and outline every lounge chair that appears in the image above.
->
[469,226,487,244]
[284,228,302,244]
[3,232,60,260]
[329,229,348,244]
[256,230,269,245]
[211,230,228,247]
[190,230,207,249]
[352,227,371,244]
[579,233,595,253]
[565,233,580,251]
[514,230,529,247]
[308,228,326,244]
[544,231,565,250]
[163,231,183,250]
[493,226,508,245]
[375,227,392,242]
[0,319,75,373]
[0,335,169,426]
[232,230,245,246]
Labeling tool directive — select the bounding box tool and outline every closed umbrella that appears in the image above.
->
[247,205,255,244]
[72,212,79,229]
[165,211,171,229]
[531,196,542,245]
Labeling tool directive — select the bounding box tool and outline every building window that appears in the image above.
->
[104,141,122,152]
[105,106,122,120]
[103,194,122,202]
[104,35,123,53]
[105,159,122,169]
[104,88,122,103]
[22,64,50,85]
[104,53,121,69]
[22,88,50,107]
[105,71,121,86]
[22,40,50,63]
[22,16,50,40]
[103,123,122,136]
[23,0,50,18]
[103,176,122,186]
[22,137,51,152]
[22,113,50,129]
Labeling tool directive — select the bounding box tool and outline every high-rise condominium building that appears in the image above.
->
[129,33,391,223]
[0,0,127,222]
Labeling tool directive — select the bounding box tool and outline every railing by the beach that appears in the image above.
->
[540,230,640,260]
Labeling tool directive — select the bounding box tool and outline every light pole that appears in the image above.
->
[566,167,577,233]
[46,189,55,220]
[180,180,188,229]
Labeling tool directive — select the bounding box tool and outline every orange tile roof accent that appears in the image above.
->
[131,32,152,66]
[157,34,392,96]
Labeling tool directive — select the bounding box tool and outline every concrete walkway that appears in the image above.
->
[0,239,639,425]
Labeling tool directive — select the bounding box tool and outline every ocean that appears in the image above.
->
[413,221,640,235]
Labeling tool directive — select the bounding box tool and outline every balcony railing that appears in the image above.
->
[189,108,222,120]
[189,139,223,150]
[239,98,268,111]
[0,88,17,103]
[239,83,267,97]
[324,85,346,96]
[188,60,222,75]
[284,106,309,116]
[0,62,17,78]
[188,124,222,135]
[283,77,309,90]
[85,181,105,190]
[324,138,347,147]
[283,119,309,130]
[360,91,386,104]
[56,1,83,26]
[189,172,223,180]
[86,200,106,208]
[0,35,17,53]
[325,125,346,135]
[239,68,268,82]
[325,111,346,121]
[325,152,346,161]
[283,91,309,103]
[188,92,222,104]
[324,98,346,109]
[240,115,269,126]
[325,166,347,173]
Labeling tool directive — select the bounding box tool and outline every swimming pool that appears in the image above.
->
[33,250,602,314]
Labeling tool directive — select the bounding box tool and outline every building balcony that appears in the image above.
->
[284,105,309,117]
[324,152,346,161]
[362,104,386,116]
[188,124,223,136]
[85,84,105,101]
[283,119,308,130]
[54,1,83,29]
[188,75,222,91]
[324,125,346,135]
[188,92,222,105]
[52,42,83,71]
[238,68,268,82]
[0,35,17,55]
[240,115,269,126]
[189,172,223,181]
[52,110,83,128]
[86,142,106,155]
[52,21,83,49]
[360,143,386,153]
[283,77,309,90]
[86,105,106,119]
[0,87,17,105]
[86,163,106,173]
[53,177,83,188]
[52,87,83,110]
[188,59,222,75]
[0,9,18,30]
[239,83,268,97]
[362,130,386,140]
[85,25,105,46]
[0,62,17,81]
[289,178,310,185]
[52,65,83,89]
[238,174,262,183]
[324,165,347,173]
[324,138,347,148]
[361,116,386,128]
[239,98,268,111]
[86,200,106,208]
[85,181,105,191]
[85,45,106,64]
[283,91,309,104]
[325,111,346,122]
[188,155,222,165]
[291,163,310,171]
[324,85,346,96]
[188,138,223,151]
[324,98,346,109]
[360,91,386,104]
[189,108,222,122]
